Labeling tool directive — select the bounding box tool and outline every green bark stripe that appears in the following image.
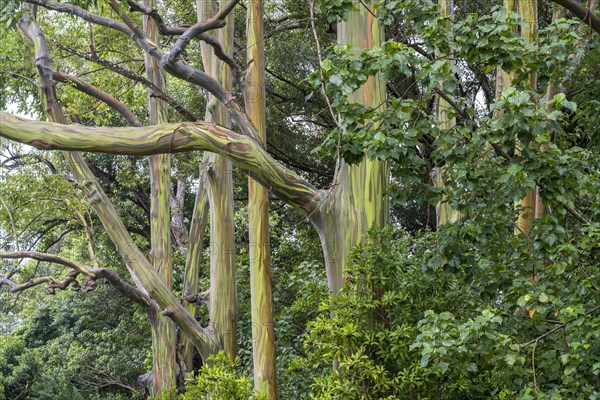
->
[143,0,177,394]
[198,0,238,361]
[316,0,389,294]
[181,158,210,370]
[14,17,217,363]
[246,1,277,398]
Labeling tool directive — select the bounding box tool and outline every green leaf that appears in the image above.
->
[321,59,333,72]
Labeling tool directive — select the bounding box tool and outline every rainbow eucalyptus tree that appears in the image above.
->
[2,0,598,398]
[0,0,390,396]
[245,1,277,398]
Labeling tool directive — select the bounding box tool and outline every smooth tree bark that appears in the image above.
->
[142,0,177,394]
[197,0,238,361]
[245,1,277,398]
[180,164,209,371]
[514,0,543,236]
[0,2,392,395]
[495,0,543,236]
[1,0,389,298]
[311,0,390,294]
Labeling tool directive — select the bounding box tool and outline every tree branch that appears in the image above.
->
[0,113,322,214]
[25,0,131,35]
[52,71,142,126]
[52,40,200,122]
[520,304,600,348]
[163,0,240,72]
[17,14,218,359]
[31,0,255,138]
[0,251,96,276]
[0,251,157,310]
[551,0,600,33]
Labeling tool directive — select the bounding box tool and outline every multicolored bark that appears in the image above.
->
[312,1,389,294]
[197,0,237,360]
[509,0,542,236]
[180,161,209,371]
[0,113,321,213]
[142,0,177,394]
[245,1,277,397]
[14,16,218,364]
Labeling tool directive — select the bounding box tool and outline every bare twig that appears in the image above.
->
[520,304,600,348]
[52,71,142,126]
[52,40,199,121]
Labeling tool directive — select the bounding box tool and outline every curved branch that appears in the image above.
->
[0,113,322,214]
[52,40,200,122]
[0,251,156,309]
[0,251,95,276]
[25,0,131,35]
[17,15,218,358]
[30,0,255,137]
[164,0,240,72]
[551,0,600,33]
[52,71,142,126]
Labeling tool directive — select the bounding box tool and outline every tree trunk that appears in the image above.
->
[197,0,237,360]
[245,1,277,398]
[180,165,209,371]
[16,15,218,364]
[498,0,542,236]
[142,0,177,395]
[312,1,389,294]
[433,0,460,227]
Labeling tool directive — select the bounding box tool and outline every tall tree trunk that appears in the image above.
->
[142,0,177,395]
[180,166,209,371]
[514,0,541,236]
[311,0,389,294]
[245,1,277,398]
[496,1,542,236]
[433,0,460,227]
[197,0,237,360]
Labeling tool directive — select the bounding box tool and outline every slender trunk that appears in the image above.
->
[143,0,177,395]
[181,164,209,371]
[433,0,460,227]
[431,0,460,227]
[245,1,277,398]
[197,0,237,360]
[312,1,389,294]
[513,0,541,236]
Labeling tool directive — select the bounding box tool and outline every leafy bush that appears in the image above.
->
[158,352,264,400]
